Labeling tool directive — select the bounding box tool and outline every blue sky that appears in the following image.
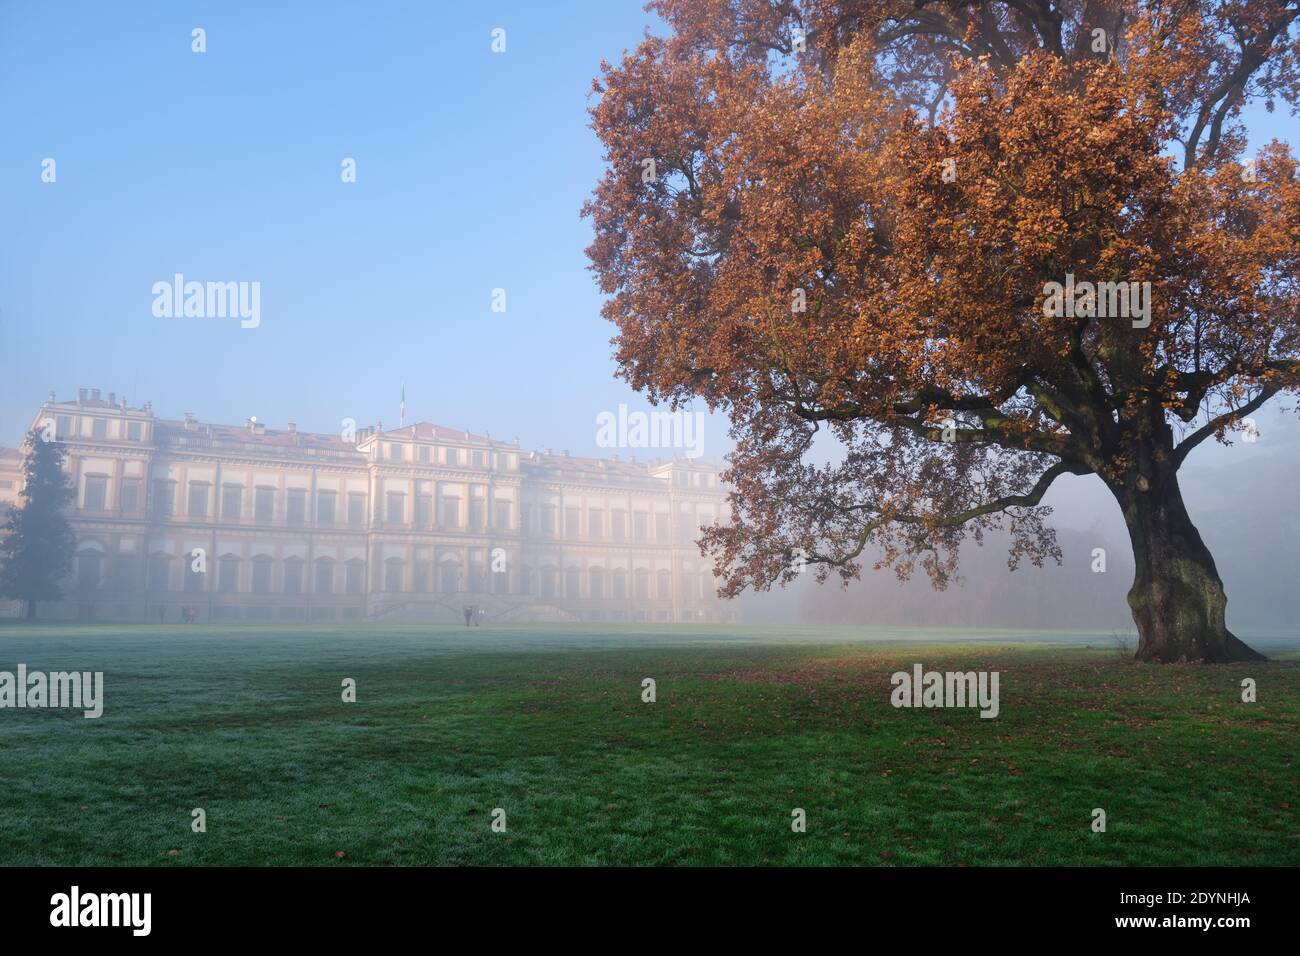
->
[1,1,1295,476]
[0,0,685,454]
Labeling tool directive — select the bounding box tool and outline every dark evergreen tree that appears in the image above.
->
[0,429,76,619]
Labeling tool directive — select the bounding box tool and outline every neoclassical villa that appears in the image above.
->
[0,388,735,624]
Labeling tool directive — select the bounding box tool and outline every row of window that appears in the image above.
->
[54,417,525,467]
[55,415,146,443]
[76,553,368,595]
[672,471,718,489]
[79,478,715,541]
[521,504,711,541]
[73,553,715,600]
[82,479,510,530]
[384,443,513,470]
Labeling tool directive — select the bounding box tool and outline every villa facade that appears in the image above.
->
[2,388,735,624]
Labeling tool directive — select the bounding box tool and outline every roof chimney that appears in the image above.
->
[287,422,297,434]
[77,388,87,404]
[184,412,196,430]
[90,388,101,402]
[108,392,115,406]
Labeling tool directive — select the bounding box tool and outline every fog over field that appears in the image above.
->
[739,406,1299,634]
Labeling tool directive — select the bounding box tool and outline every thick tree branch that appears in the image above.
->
[813,459,1086,568]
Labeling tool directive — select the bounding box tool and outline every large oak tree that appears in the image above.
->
[585,0,1300,662]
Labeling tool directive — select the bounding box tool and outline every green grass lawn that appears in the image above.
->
[0,623,1296,866]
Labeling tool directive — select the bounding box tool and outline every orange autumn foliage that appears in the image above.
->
[584,1,1300,661]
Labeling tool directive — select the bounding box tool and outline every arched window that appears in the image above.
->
[314,557,335,594]
[252,555,273,593]
[657,569,671,600]
[588,567,604,600]
[76,550,103,592]
[468,563,486,593]
[345,559,365,595]
[612,568,627,600]
[283,557,305,594]
[384,559,404,593]
[218,555,240,593]
[439,558,461,594]
[147,554,171,591]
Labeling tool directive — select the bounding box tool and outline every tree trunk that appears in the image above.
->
[1116,472,1264,663]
